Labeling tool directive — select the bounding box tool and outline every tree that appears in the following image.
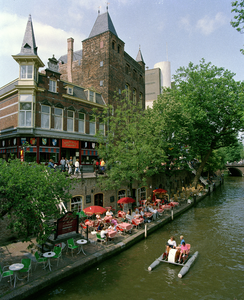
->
[0,159,72,244]
[96,93,166,196]
[171,59,244,187]
[231,0,244,54]
[222,141,244,162]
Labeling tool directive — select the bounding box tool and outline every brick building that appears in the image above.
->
[0,11,145,166]
[58,9,145,109]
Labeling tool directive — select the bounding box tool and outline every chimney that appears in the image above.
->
[67,37,74,83]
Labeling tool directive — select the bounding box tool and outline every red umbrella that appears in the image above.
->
[117,197,135,204]
[153,188,167,194]
[83,205,106,215]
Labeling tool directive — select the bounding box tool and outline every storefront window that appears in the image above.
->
[71,196,83,212]
[139,187,146,200]
[118,190,126,200]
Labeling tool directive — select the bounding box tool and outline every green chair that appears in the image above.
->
[53,246,62,266]
[0,265,13,286]
[34,251,47,270]
[19,258,31,281]
[96,233,106,244]
[67,238,78,257]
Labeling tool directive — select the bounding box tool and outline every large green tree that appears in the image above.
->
[165,59,244,187]
[231,0,244,54]
[0,159,72,244]
[96,93,166,196]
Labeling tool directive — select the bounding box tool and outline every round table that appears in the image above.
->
[43,251,55,271]
[76,239,87,255]
[9,263,24,288]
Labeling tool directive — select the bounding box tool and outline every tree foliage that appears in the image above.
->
[96,93,167,194]
[231,0,244,54]
[0,159,72,244]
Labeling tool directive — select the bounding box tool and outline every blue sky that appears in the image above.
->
[0,0,243,87]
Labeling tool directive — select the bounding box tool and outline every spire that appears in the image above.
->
[19,14,38,55]
[136,46,145,64]
[88,11,118,39]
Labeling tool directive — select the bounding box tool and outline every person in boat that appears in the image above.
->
[176,235,185,250]
[166,236,177,254]
[178,241,188,262]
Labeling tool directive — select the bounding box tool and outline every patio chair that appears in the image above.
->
[34,251,47,270]
[53,246,62,266]
[67,238,78,257]
[19,258,32,281]
[96,233,106,244]
[0,265,13,286]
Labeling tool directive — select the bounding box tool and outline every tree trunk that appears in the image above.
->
[192,148,212,188]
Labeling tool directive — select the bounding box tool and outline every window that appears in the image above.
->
[54,107,63,130]
[139,93,143,107]
[67,110,74,132]
[41,105,50,129]
[125,64,130,75]
[49,79,57,93]
[20,65,33,79]
[118,45,121,53]
[100,80,103,86]
[71,196,83,212]
[99,120,105,135]
[19,102,32,126]
[100,61,103,67]
[139,187,146,200]
[78,113,85,133]
[89,116,96,135]
[118,190,126,200]
[133,69,137,80]
[89,90,95,102]
[34,67,38,82]
[133,88,137,104]
[125,83,130,99]
[67,87,73,95]
[100,41,104,48]
[112,41,115,50]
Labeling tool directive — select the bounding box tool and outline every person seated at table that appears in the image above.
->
[140,207,148,223]
[100,228,108,241]
[135,207,139,214]
[97,222,105,231]
[165,236,177,254]
[106,208,113,216]
[111,216,118,228]
[96,214,101,219]
[108,223,117,231]
[178,242,188,262]
[148,205,159,220]
[126,210,133,223]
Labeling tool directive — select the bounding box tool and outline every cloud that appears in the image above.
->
[180,16,192,33]
[0,11,84,67]
[196,12,227,35]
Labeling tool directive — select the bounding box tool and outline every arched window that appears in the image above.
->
[71,196,83,212]
[94,193,103,206]
[112,41,115,50]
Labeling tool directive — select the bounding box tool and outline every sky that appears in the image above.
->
[0,0,243,88]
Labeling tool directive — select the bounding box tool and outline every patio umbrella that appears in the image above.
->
[83,205,106,215]
[153,188,167,194]
[117,197,135,204]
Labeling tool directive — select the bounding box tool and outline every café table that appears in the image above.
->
[106,229,117,238]
[134,214,141,219]
[118,211,126,218]
[9,263,24,288]
[119,222,133,232]
[161,204,171,210]
[43,251,55,271]
[144,212,153,218]
[85,220,95,227]
[76,239,87,255]
[103,215,113,222]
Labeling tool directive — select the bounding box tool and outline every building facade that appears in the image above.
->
[0,11,145,165]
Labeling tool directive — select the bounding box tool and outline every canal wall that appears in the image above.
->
[1,178,223,300]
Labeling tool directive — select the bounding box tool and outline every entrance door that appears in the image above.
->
[94,193,103,206]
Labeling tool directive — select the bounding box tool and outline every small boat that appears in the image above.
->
[148,244,198,278]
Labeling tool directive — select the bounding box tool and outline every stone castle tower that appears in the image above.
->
[59,9,145,108]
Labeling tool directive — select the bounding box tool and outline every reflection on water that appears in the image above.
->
[36,177,244,300]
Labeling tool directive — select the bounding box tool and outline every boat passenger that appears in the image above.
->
[166,236,177,254]
[178,242,188,262]
[177,235,185,250]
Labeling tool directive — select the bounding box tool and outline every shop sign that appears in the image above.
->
[21,138,26,145]
[62,139,79,148]
[52,139,57,146]
[55,212,79,239]
[30,138,36,145]
[42,138,47,145]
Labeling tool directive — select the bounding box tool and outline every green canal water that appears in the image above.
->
[36,177,244,300]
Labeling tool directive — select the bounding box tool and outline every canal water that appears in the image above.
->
[36,177,244,300]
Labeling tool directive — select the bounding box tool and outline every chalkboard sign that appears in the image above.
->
[86,195,91,203]
[110,196,114,203]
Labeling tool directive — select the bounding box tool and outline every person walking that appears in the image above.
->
[75,158,81,174]
[60,157,65,172]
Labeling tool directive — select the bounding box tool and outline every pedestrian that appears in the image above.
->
[60,157,65,172]
[93,159,96,173]
[100,158,105,173]
[75,158,81,174]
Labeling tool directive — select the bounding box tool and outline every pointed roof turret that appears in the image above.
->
[136,47,145,64]
[88,11,118,39]
[19,14,38,55]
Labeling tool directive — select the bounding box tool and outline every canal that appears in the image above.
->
[36,177,244,300]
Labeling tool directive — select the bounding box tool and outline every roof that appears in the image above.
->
[88,11,117,39]
[59,50,82,64]
[136,48,145,64]
[18,15,38,56]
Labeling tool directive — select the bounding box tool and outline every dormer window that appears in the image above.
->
[49,79,57,93]
[21,65,33,79]
[89,90,95,102]
[67,87,73,95]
